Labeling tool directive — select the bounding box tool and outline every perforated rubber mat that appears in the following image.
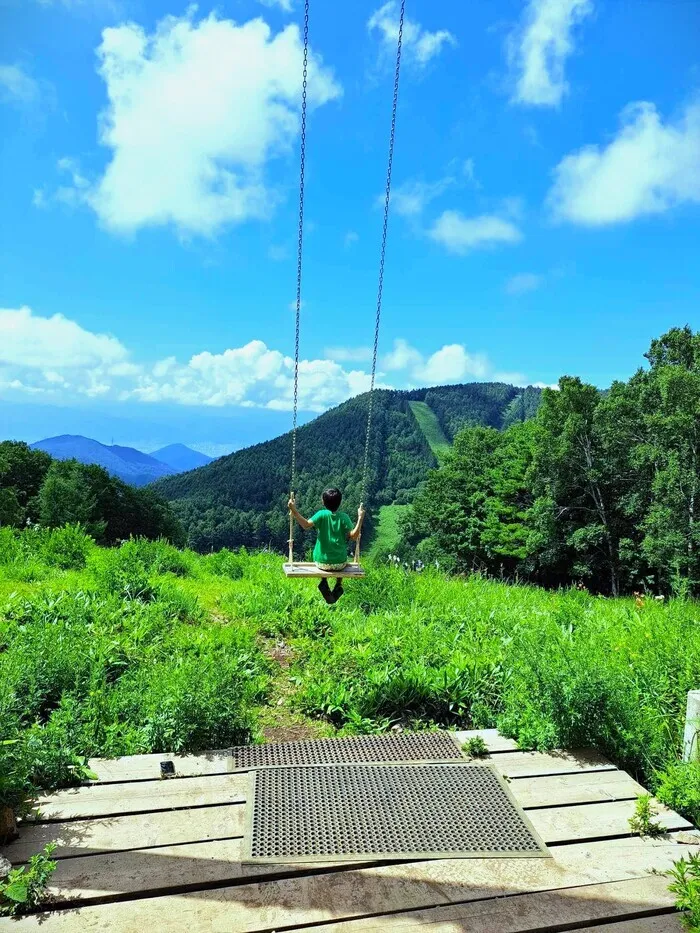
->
[230,732,463,770]
[243,761,550,863]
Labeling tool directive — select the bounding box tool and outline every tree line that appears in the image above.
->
[402,327,700,596]
[0,442,184,544]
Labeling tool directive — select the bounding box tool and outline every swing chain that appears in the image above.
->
[290,0,310,505]
[360,0,405,506]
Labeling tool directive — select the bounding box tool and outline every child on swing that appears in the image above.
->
[288,488,365,603]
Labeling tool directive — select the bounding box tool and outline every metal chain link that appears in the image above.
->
[290,0,309,499]
[360,0,405,506]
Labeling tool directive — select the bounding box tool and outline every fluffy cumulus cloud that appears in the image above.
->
[508,0,593,107]
[383,339,489,385]
[428,211,522,255]
[0,64,40,105]
[368,2,456,68]
[548,98,700,225]
[56,10,340,236]
[1,307,542,411]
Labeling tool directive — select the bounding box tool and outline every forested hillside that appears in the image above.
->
[154,383,540,552]
[402,327,700,597]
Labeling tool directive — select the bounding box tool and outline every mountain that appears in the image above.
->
[32,435,176,487]
[153,383,542,553]
[151,444,214,472]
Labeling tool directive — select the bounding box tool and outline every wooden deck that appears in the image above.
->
[1,730,697,931]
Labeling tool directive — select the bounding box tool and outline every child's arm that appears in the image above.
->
[348,505,366,541]
[288,498,314,531]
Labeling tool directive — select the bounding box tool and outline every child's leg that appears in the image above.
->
[331,580,344,602]
[318,579,333,604]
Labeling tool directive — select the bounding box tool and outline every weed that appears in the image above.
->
[666,852,700,931]
[0,843,57,917]
[628,794,664,837]
[462,736,490,759]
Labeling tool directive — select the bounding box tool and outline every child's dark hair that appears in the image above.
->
[322,488,342,512]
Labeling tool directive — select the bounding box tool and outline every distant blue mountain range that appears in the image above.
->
[31,435,213,487]
[150,443,213,473]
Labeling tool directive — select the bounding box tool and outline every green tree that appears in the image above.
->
[38,461,102,535]
[0,442,51,526]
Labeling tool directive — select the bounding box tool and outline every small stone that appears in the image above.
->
[0,855,11,880]
[675,832,700,845]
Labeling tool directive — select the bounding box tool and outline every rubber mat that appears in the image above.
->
[230,732,463,770]
[243,761,550,863]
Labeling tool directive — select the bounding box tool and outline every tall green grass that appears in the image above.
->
[368,504,412,561]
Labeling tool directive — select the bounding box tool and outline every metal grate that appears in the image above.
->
[243,761,550,863]
[231,732,463,770]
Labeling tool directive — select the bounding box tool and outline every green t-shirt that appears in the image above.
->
[310,509,353,564]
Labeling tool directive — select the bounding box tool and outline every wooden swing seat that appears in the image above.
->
[283,562,366,579]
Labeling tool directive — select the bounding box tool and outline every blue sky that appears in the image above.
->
[2,0,700,453]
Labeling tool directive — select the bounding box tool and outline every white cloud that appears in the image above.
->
[0,64,40,105]
[428,210,522,255]
[257,0,293,10]
[344,230,359,247]
[383,338,489,385]
[58,10,340,236]
[368,2,456,68]
[325,346,372,363]
[548,98,700,225]
[388,177,452,217]
[505,272,543,295]
[383,338,423,372]
[508,0,592,107]
[2,307,544,411]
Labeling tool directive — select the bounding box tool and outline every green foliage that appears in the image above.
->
[666,852,700,932]
[462,736,490,758]
[401,328,700,597]
[0,844,57,917]
[656,761,700,826]
[628,793,664,837]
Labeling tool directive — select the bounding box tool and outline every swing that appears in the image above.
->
[283,0,405,580]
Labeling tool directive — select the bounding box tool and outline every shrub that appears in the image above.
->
[0,844,57,917]
[39,524,93,570]
[92,541,154,601]
[203,547,247,580]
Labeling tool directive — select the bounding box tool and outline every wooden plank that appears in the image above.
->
[287,876,681,932]
[495,749,615,778]
[5,804,246,863]
[1,837,693,932]
[9,770,649,863]
[88,748,233,783]
[530,799,690,841]
[283,563,366,579]
[88,744,612,785]
[453,730,520,753]
[14,799,691,908]
[28,774,247,821]
[86,733,514,785]
[511,769,646,808]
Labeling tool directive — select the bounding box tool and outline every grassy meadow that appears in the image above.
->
[3,524,700,826]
